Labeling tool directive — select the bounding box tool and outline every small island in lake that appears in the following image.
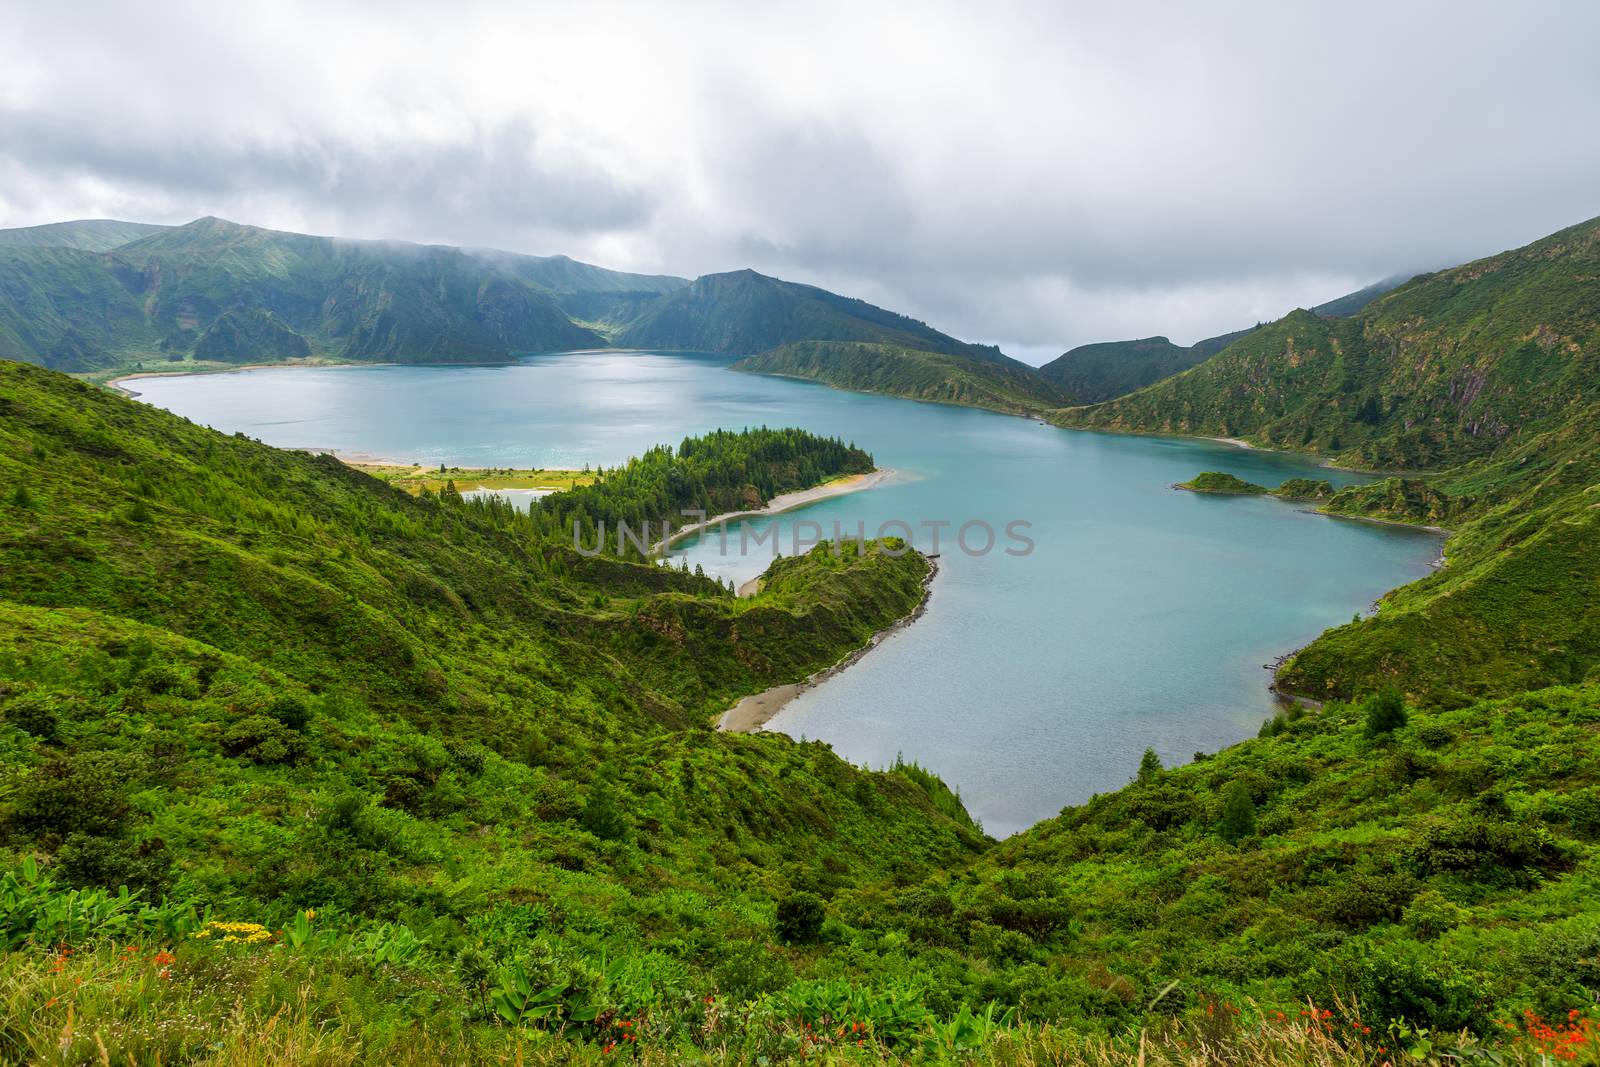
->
[1177,472,1338,500]
[1175,471,1269,495]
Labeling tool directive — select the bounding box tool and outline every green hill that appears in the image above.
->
[613,269,1007,361]
[1039,278,1410,405]
[1040,336,1212,403]
[1176,471,1269,495]
[0,218,610,369]
[732,340,1070,413]
[0,219,169,252]
[1054,215,1600,705]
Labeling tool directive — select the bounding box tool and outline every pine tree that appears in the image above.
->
[1136,747,1163,784]
[1218,780,1256,843]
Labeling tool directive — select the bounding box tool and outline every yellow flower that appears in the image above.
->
[193,920,273,946]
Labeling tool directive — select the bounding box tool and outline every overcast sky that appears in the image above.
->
[2,2,1597,362]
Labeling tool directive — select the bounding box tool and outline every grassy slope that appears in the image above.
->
[855,686,1600,1035]
[732,340,1069,414]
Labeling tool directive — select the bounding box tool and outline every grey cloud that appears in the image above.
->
[2,0,1599,355]
[0,108,655,247]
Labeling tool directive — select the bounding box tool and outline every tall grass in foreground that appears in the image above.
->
[2,943,1594,1066]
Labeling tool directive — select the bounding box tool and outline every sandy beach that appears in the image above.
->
[653,467,895,554]
[718,556,938,732]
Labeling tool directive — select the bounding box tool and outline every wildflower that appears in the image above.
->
[153,951,175,966]
[192,920,273,945]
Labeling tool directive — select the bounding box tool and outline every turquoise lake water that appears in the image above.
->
[131,351,1441,836]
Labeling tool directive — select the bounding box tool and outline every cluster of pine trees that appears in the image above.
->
[520,427,872,555]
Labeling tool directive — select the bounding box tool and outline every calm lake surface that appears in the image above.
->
[132,352,1441,836]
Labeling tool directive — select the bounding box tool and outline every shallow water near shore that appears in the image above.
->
[132,351,1441,836]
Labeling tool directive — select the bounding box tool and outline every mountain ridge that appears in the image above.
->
[1038,274,1412,404]
[0,216,1011,379]
[0,218,170,253]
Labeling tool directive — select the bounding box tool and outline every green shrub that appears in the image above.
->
[713,941,795,1000]
[220,715,308,765]
[1364,688,1409,736]
[776,891,826,944]
[10,753,131,839]
[1402,889,1469,938]
[1409,816,1569,882]
[1354,940,1483,1030]
[969,920,1034,963]
[265,693,311,732]
[1414,722,1455,749]
[1,690,62,741]
[1324,870,1417,929]
[55,833,172,898]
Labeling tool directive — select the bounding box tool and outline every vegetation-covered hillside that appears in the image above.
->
[1039,277,1410,405]
[0,216,1036,378]
[0,218,701,370]
[733,340,1069,413]
[0,357,991,1053]
[613,269,1007,363]
[1040,335,1212,404]
[1052,216,1600,707]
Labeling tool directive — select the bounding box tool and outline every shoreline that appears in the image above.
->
[108,351,1447,729]
[653,468,895,553]
[104,358,381,397]
[719,556,938,732]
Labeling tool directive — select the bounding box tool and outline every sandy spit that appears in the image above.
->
[654,468,895,554]
[718,557,938,732]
